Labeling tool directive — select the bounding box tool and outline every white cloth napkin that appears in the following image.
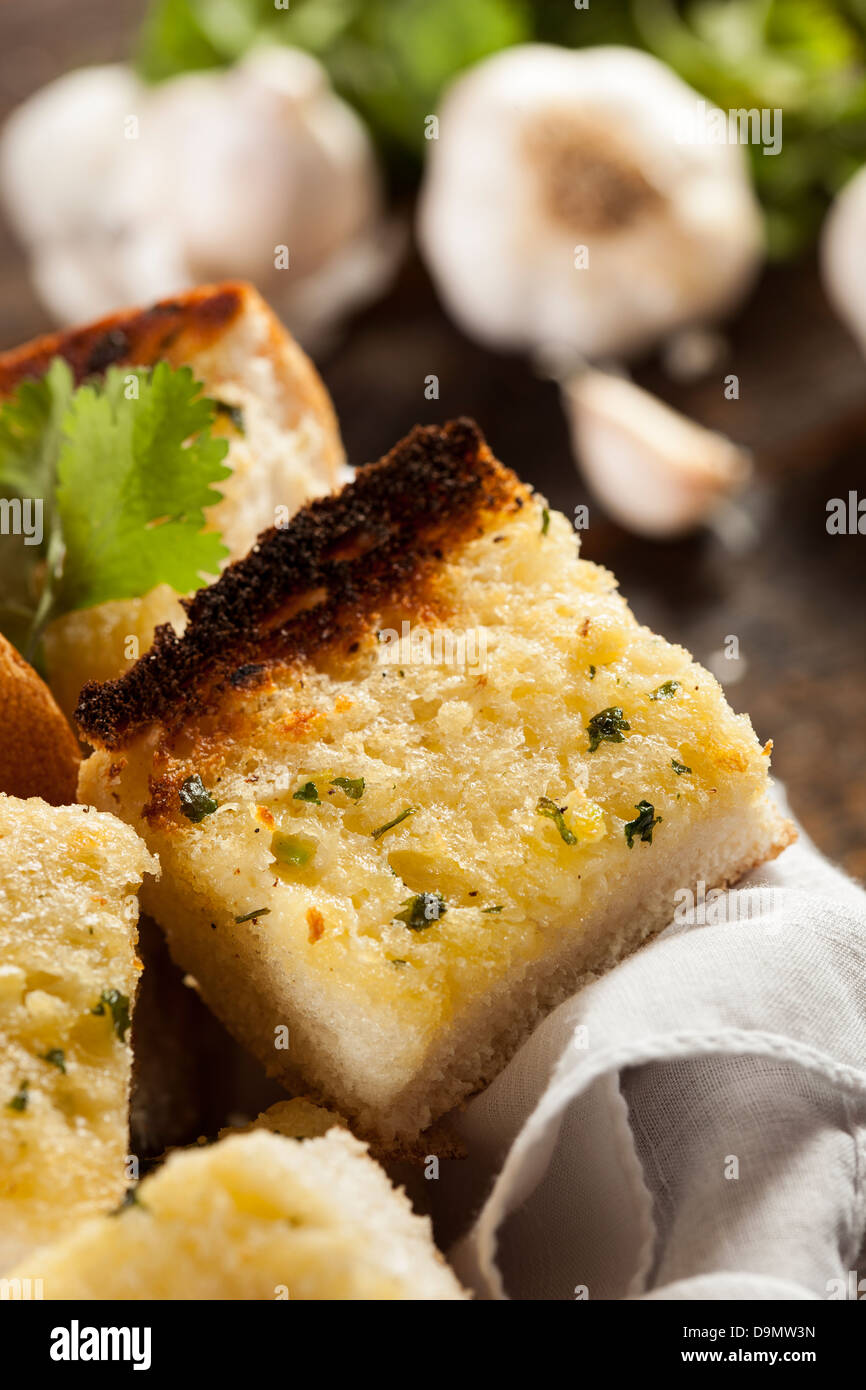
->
[438,796,866,1301]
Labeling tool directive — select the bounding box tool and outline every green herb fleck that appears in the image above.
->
[92,989,132,1042]
[541,506,550,536]
[391,959,409,967]
[536,796,577,845]
[331,776,365,801]
[586,707,630,753]
[372,806,415,840]
[588,665,596,680]
[482,905,504,914]
[293,780,320,804]
[110,1186,148,1216]
[394,892,447,930]
[235,907,270,924]
[624,800,661,849]
[649,680,680,701]
[671,759,692,776]
[7,1080,28,1112]
[214,399,245,434]
[41,1049,66,1073]
[179,773,218,823]
[271,831,316,869]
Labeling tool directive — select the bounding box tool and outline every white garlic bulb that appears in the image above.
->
[562,368,751,538]
[418,44,763,361]
[0,49,393,342]
[821,165,866,355]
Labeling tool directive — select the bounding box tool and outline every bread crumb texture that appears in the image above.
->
[10,1128,467,1300]
[0,795,155,1271]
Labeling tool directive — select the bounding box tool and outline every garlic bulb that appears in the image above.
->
[562,368,751,538]
[418,44,763,361]
[821,165,866,355]
[0,49,393,342]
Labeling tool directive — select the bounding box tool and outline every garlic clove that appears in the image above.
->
[0,64,142,245]
[820,165,866,355]
[0,50,392,338]
[562,368,751,538]
[418,44,763,361]
[111,46,385,291]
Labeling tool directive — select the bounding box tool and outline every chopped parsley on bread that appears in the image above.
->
[76,418,794,1143]
[0,795,156,1271]
[10,1128,467,1300]
[0,281,344,718]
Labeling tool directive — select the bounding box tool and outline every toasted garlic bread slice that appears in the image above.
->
[0,795,156,1271]
[0,633,79,803]
[76,419,794,1142]
[9,1128,467,1300]
[0,281,344,718]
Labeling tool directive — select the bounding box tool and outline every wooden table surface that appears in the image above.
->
[0,0,864,883]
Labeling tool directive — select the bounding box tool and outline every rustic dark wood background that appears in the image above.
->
[1,0,864,892]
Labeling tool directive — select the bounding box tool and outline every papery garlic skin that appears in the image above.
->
[821,165,866,355]
[562,368,751,538]
[0,49,392,341]
[418,45,763,360]
[0,65,138,246]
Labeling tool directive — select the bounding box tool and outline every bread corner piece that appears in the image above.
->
[0,795,156,1271]
[0,281,344,720]
[0,633,80,804]
[76,418,794,1144]
[9,1128,467,1300]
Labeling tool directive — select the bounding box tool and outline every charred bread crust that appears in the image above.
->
[0,281,342,464]
[76,419,528,751]
[0,283,246,394]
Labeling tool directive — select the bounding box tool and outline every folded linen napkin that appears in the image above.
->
[438,796,866,1301]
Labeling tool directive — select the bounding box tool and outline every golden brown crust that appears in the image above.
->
[75,419,528,751]
[0,633,80,804]
[0,282,343,480]
[0,283,246,396]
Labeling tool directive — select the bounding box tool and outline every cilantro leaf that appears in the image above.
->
[0,358,231,658]
[394,892,447,930]
[649,680,680,701]
[293,780,321,804]
[0,357,73,500]
[52,362,230,614]
[91,988,132,1042]
[586,706,631,753]
[179,773,219,823]
[330,776,365,801]
[624,800,662,849]
[0,359,73,652]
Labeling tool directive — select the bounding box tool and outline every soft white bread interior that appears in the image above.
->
[76,419,794,1143]
[9,1128,467,1300]
[0,794,156,1271]
[0,281,344,718]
